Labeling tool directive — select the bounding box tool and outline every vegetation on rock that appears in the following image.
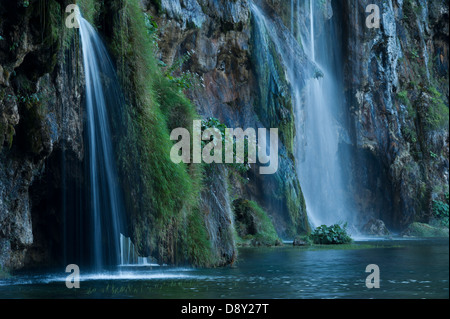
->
[309,224,353,245]
[432,193,449,227]
[402,222,449,238]
[233,199,282,247]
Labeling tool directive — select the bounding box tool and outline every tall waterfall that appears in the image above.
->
[251,1,355,229]
[296,1,354,228]
[78,17,126,269]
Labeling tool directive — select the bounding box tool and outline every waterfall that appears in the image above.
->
[297,0,355,228]
[251,1,355,229]
[77,16,155,269]
[119,234,154,266]
[78,17,126,269]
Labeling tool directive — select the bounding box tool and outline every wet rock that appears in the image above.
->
[401,222,449,238]
[0,0,84,269]
[361,218,391,236]
[293,237,308,246]
[160,0,206,29]
[343,0,449,230]
[147,0,310,240]
[200,165,236,266]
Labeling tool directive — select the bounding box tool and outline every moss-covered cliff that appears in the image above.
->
[1,0,448,271]
[145,0,310,239]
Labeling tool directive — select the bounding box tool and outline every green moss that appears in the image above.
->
[402,222,449,238]
[185,208,213,267]
[278,119,295,155]
[107,0,211,266]
[76,0,102,25]
[424,86,449,130]
[233,199,281,247]
[397,90,411,107]
[285,177,309,236]
[44,0,61,47]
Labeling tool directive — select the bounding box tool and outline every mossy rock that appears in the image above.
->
[401,222,449,238]
[233,199,281,246]
[361,218,391,236]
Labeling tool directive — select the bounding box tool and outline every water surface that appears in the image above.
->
[1,239,448,299]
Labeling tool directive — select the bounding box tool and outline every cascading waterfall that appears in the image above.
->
[251,1,355,229]
[78,16,153,269]
[120,234,153,266]
[78,16,126,269]
[296,0,354,228]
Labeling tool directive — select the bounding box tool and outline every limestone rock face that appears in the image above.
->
[145,0,310,239]
[0,1,84,269]
[342,0,449,231]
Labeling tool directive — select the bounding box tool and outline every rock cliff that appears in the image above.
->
[0,0,448,270]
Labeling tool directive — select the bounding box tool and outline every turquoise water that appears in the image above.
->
[1,239,448,299]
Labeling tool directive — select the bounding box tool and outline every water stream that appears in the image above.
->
[296,0,354,228]
[77,17,126,269]
[251,1,354,229]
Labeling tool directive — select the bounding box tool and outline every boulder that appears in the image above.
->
[293,237,308,246]
[361,218,390,236]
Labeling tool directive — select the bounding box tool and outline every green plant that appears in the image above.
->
[401,125,418,144]
[397,90,411,107]
[427,87,449,128]
[144,13,159,45]
[186,208,213,266]
[433,196,449,227]
[161,50,198,91]
[309,223,353,245]
[201,117,251,173]
[418,86,449,130]
[410,49,419,59]
[109,0,212,266]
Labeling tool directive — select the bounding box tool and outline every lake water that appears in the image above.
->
[1,239,448,299]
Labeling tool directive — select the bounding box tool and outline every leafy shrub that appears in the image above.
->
[309,224,353,245]
[201,117,251,173]
[433,194,449,227]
